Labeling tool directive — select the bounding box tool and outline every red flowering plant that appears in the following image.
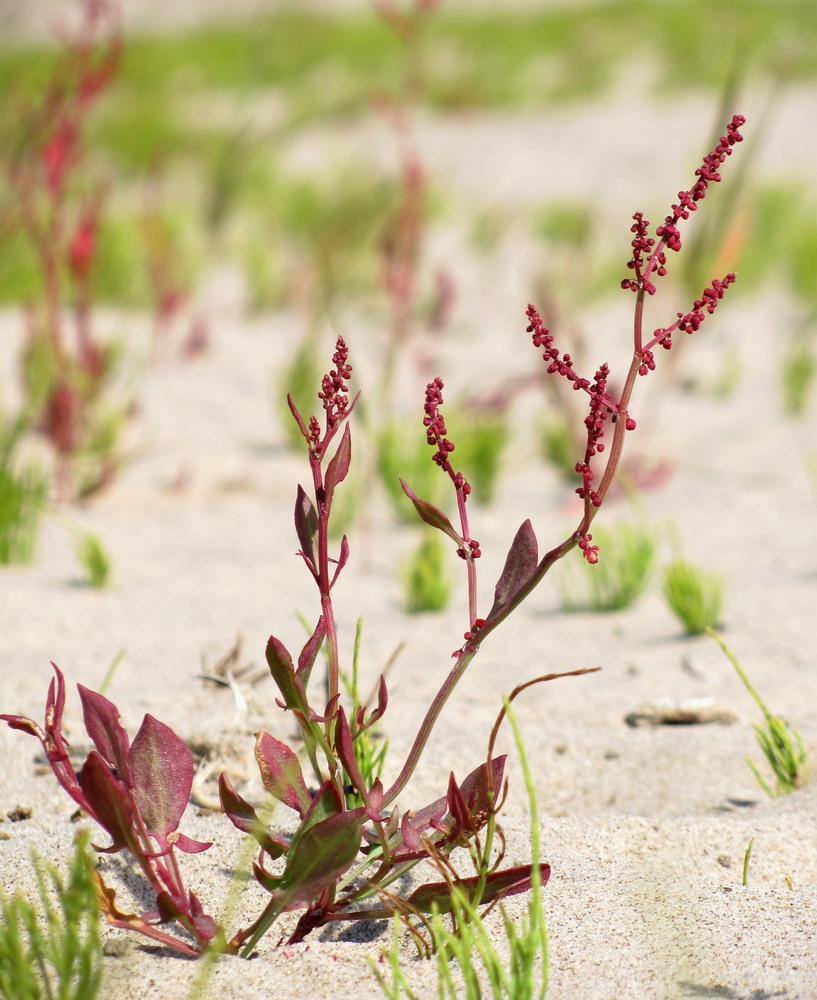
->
[3,115,745,958]
[8,0,125,498]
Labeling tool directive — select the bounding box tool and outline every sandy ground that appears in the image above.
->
[1,35,817,1000]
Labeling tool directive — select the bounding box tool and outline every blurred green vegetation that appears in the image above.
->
[1,2,815,178]
[0,1,815,311]
[3,2,814,138]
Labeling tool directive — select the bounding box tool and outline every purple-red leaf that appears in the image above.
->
[287,394,310,441]
[79,750,133,852]
[325,422,351,493]
[128,714,193,843]
[296,618,326,687]
[407,863,551,914]
[393,795,448,855]
[334,707,365,798]
[275,808,366,912]
[156,890,185,924]
[78,684,131,780]
[294,485,318,573]
[266,636,308,713]
[187,891,218,941]
[356,674,388,732]
[399,480,465,546]
[446,772,471,833]
[254,731,312,818]
[458,755,507,818]
[487,519,539,622]
[219,773,288,857]
[329,535,349,590]
[170,832,213,855]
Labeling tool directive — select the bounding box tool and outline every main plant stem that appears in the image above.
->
[384,283,656,805]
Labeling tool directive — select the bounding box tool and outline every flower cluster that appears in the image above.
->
[621,212,663,296]
[318,337,353,428]
[622,114,745,295]
[526,305,591,393]
[423,377,471,497]
[656,114,745,254]
[527,305,627,509]
[575,363,614,508]
[578,533,600,564]
[676,274,737,334]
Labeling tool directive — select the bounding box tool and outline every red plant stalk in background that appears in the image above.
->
[10,0,122,493]
[3,115,745,958]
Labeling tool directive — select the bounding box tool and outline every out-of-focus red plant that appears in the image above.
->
[8,0,123,498]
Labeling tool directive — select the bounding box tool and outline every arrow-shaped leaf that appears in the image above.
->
[275,808,366,912]
[407,862,551,913]
[254,731,312,817]
[294,486,318,572]
[128,714,193,845]
[399,480,464,546]
[487,519,538,622]
[325,422,352,493]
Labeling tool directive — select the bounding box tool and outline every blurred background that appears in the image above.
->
[1,0,816,580]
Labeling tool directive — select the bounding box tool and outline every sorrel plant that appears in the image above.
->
[3,114,746,959]
[8,0,125,498]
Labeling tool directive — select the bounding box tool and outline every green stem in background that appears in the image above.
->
[708,628,809,797]
[742,838,754,887]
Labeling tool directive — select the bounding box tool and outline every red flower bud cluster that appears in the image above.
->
[676,274,737,334]
[527,305,623,508]
[655,115,745,255]
[621,212,663,295]
[622,115,745,295]
[575,363,612,508]
[579,533,599,564]
[423,377,471,498]
[318,337,353,428]
[526,304,591,393]
[457,539,481,561]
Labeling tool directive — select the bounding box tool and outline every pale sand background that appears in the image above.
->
[2,9,817,999]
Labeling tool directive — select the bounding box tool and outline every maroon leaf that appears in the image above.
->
[78,684,131,779]
[407,863,551,914]
[171,832,213,854]
[79,750,133,852]
[287,394,310,441]
[325,422,351,493]
[355,674,388,731]
[0,713,42,737]
[294,485,318,573]
[446,772,472,833]
[254,732,312,818]
[399,480,465,546]
[187,891,218,942]
[393,795,448,855]
[2,665,88,816]
[334,707,363,791]
[219,773,288,857]
[266,636,308,714]
[296,618,326,687]
[329,535,349,591]
[459,755,507,815]
[275,808,366,912]
[486,519,539,622]
[128,714,193,844]
[156,890,186,924]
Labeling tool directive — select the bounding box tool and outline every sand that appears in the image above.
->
[2,27,817,1000]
